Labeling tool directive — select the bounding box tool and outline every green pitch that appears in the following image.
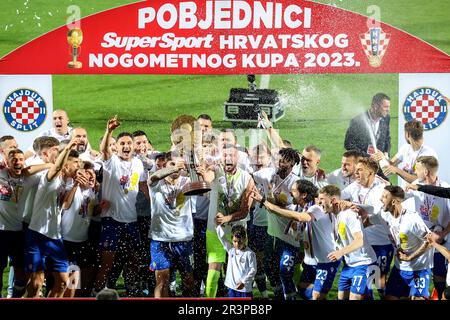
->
[1,0,449,298]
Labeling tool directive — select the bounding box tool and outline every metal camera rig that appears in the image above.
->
[223,75,284,126]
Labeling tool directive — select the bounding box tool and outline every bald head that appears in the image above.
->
[53,109,70,135]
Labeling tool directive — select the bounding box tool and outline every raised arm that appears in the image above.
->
[262,198,312,222]
[22,163,53,176]
[47,138,77,181]
[407,184,450,199]
[215,223,232,252]
[382,165,417,184]
[148,159,185,187]
[426,233,450,261]
[100,115,121,161]
[62,182,80,211]
[62,171,90,210]
[260,110,287,150]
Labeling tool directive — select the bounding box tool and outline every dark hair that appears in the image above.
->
[357,157,379,173]
[319,185,341,197]
[155,152,168,161]
[96,288,120,300]
[166,150,181,161]
[343,149,363,159]
[222,143,237,151]
[295,180,318,203]
[116,132,133,141]
[198,114,212,121]
[68,150,80,158]
[132,130,147,138]
[82,161,94,171]
[231,225,247,239]
[384,185,405,200]
[404,120,424,140]
[282,139,292,148]
[279,148,301,165]
[444,286,450,300]
[8,149,24,158]
[219,129,237,144]
[371,93,390,108]
[132,130,152,145]
[35,137,59,155]
[0,135,15,146]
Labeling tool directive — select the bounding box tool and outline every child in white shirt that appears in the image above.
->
[216,223,257,298]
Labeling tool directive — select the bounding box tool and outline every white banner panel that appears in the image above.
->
[398,73,450,184]
[0,75,53,155]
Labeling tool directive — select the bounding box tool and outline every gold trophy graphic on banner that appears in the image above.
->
[67,28,83,68]
[171,115,211,196]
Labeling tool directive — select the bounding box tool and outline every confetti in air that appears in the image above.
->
[34,13,41,20]
[48,12,52,16]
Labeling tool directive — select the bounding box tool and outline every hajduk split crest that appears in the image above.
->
[403,87,447,130]
[3,88,47,131]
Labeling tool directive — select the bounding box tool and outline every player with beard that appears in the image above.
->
[341,158,392,299]
[71,127,97,163]
[251,148,300,300]
[360,185,435,300]
[204,144,255,298]
[93,116,149,296]
[403,156,450,299]
[0,149,51,297]
[218,129,253,174]
[0,136,19,169]
[327,150,363,190]
[319,185,377,300]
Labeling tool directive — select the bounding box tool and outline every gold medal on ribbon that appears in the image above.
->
[431,205,439,222]
[124,188,129,195]
[277,192,288,206]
